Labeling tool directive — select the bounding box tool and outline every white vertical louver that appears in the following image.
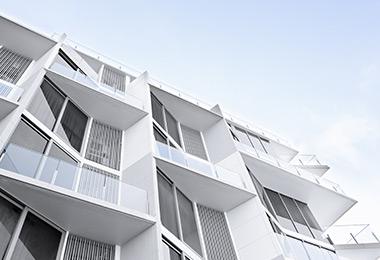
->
[78,165,119,204]
[101,66,126,93]
[63,234,115,260]
[197,205,238,260]
[85,120,122,170]
[181,125,207,160]
[0,47,32,84]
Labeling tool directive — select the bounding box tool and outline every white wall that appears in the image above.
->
[227,197,284,260]
[203,119,236,164]
[120,224,161,260]
[336,244,380,260]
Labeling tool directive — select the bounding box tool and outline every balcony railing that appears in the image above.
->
[155,141,246,188]
[295,154,322,166]
[0,79,24,102]
[275,233,339,260]
[0,144,149,214]
[235,141,345,194]
[49,62,144,110]
[327,224,380,245]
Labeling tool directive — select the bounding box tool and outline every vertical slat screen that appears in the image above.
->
[78,165,119,204]
[0,47,32,84]
[101,66,126,92]
[181,125,207,160]
[63,234,115,260]
[197,205,238,260]
[85,121,122,170]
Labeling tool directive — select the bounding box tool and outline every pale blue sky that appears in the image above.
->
[2,1,380,233]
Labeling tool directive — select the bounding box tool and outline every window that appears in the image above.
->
[11,212,62,260]
[165,110,181,146]
[234,127,251,146]
[0,120,49,178]
[56,100,88,152]
[281,195,313,237]
[28,79,65,130]
[247,133,267,154]
[0,196,22,258]
[151,92,182,148]
[157,171,179,237]
[162,240,182,260]
[151,93,165,129]
[157,169,202,255]
[177,190,202,255]
[0,47,32,84]
[154,125,167,144]
[85,120,122,170]
[230,123,274,156]
[264,188,323,240]
[28,78,88,152]
[181,125,207,160]
[265,189,297,232]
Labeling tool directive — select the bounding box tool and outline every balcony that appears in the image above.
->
[327,224,380,246]
[0,144,154,244]
[154,141,254,211]
[276,233,338,260]
[46,62,147,130]
[0,79,23,120]
[292,154,330,177]
[236,141,357,230]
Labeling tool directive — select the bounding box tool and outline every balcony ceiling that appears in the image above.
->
[155,156,255,212]
[241,153,357,230]
[0,169,155,244]
[45,70,148,130]
[0,15,56,60]
[150,86,222,131]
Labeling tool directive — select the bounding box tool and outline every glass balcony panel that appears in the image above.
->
[156,141,170,160]
[187,156,214,177]
[169,146,187,166]
[0,144,42,178]
[53,160,78,190]
[303,242,326,260]
[0,144,148,214]
[287,236,310,260]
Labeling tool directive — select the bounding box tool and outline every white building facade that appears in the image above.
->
[0,14,358,260]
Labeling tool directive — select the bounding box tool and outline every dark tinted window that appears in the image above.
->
[56,100,88,152]
[28,79,65,130]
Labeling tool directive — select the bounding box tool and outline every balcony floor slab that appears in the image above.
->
[0,168,155,245]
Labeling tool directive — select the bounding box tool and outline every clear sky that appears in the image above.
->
[2,0,380,234]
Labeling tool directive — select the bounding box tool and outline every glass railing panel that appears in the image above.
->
[0,80,24,103]
[286,236,310,260]
[169,146,187,166]
[155,141,171,159]
[275,234,294,259]
[0,144,43,178]
[0,144,148,214]
[187,156,214,177]
[155,142,246,188]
